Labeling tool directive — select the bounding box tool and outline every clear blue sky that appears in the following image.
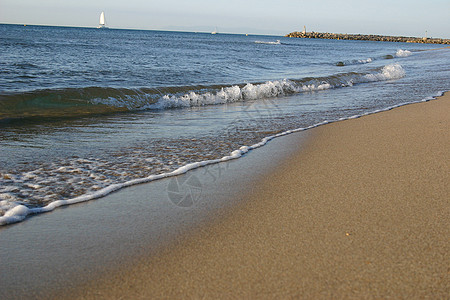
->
[1,0,449,38]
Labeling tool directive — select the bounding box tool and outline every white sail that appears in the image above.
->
[99,12,105,26]
[97,12,107,29]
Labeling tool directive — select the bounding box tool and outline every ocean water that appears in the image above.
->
[1,24,449,225]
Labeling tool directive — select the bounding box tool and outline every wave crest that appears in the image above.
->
[363,63,405,81]
[396,49,412,57]
[336,49,412,66]
[0,64,406,122]
[151,64,405,109]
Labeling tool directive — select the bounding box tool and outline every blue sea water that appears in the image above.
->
[0,24,449,224]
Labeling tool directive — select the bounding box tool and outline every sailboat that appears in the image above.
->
[97,12,108,29]
[211,27,218,35]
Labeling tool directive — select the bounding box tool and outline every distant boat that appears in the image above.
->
[211,27,218,35]
[97,12,108,29]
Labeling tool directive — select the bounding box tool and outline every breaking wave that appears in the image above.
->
[336,49,413,66]
[395,49,412,57]
[0,64,406,123]
[336,57,374,66]
[151,64,405,109]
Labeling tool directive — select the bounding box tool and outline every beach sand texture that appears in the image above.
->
[72,93,449,299]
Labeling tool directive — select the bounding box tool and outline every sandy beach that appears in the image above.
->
[60,92,449,299]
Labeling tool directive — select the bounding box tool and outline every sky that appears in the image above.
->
[1,0,449,38]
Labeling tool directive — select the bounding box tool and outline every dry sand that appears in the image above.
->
[71,93,449,299]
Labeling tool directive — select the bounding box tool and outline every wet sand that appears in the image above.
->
[69,92,449,299]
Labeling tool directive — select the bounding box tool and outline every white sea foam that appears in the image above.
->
[0,90,446,226]
[359,57,373,63]
[336,57,375,66]
[396,49,412,57]
[148,80,298,109]
[149,64,406,110]
[301,82,332,91]
[255,40,281,45]
[363,63,405,82]
[337,49,411,67]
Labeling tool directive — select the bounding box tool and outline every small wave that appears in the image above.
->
[0,64,406,122]
[254,40,281,45]
[336,57,374,66]
[362,63,405,82]
[12,62,39,69]
[396,49,412,57]
[1,89,445,226]
[336,49,412,66]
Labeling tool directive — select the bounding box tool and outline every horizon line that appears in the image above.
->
[1,23,448,40]
[0,22,283,37]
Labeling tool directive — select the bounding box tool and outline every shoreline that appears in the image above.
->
[1,89,445,226]
[0,92,448,299]
[65,92,449,298]
[286,31,450,45]
[0,121,312,299]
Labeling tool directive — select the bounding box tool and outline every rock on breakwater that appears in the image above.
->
[285,31,450,45]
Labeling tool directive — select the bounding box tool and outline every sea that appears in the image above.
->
[1,24,449,225]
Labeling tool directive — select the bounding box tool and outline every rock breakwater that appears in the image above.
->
[285,31,450,45]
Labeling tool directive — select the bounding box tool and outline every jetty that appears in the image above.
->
[286,31,450,45]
